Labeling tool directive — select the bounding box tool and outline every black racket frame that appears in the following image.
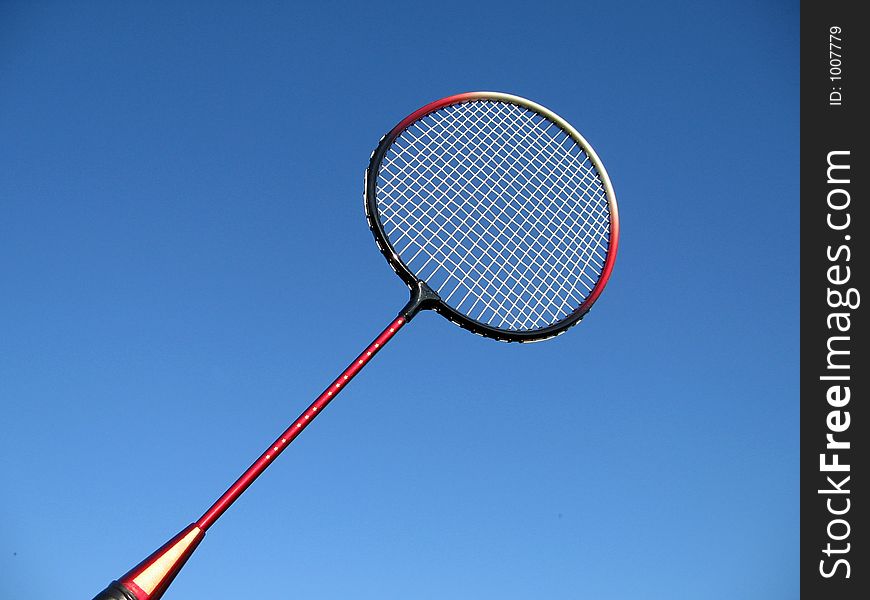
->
[364,91,619,343]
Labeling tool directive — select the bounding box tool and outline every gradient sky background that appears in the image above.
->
[0,2,798,598]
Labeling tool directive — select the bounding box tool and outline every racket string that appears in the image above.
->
[381,103,608,329]
[376,100,611,331]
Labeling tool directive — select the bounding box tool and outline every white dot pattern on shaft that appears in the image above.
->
[375,99,612,332]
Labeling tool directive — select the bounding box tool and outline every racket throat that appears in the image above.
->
[400,280,440,321]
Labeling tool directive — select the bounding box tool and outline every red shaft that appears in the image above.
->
[111,315,410,600]
[196,315,407,531]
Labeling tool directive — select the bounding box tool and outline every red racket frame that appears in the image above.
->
[364,91,619,343]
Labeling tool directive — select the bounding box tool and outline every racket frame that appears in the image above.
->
[365,91,620,343]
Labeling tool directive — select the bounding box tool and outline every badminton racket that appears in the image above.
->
[92,91,619,600]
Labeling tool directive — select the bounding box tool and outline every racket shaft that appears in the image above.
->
[197,314,407,529]
[96,314,407,600]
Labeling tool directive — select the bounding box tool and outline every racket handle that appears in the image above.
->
[92,581,138,600]
[91,524,204,600]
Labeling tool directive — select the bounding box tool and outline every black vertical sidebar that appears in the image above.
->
[801,2,866,598]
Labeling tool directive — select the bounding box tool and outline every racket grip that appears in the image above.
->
[91,524,204,600]
[92,581,139,600]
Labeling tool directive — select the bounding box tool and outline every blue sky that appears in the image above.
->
[0,2,798,598]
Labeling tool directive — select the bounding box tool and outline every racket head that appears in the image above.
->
[365,92,619,342]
